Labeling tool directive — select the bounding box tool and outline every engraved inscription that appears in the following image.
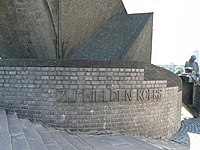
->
[138,89,162,100]
[56,88,163,103]
[57,90,76,103]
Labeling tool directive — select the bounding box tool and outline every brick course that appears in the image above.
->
[0,66,181,139]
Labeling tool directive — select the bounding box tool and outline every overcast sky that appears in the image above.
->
[122,0,200,65]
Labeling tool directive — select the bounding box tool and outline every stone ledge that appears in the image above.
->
[0,59,182,89]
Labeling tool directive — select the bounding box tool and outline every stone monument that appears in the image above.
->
[0,0,182,139]
[0,0,126,58]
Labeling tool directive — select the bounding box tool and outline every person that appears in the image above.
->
[185,55,199,76]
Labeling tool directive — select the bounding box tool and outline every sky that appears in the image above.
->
[122,0,200,65]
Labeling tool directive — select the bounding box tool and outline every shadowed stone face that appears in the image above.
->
[69,13,153,63]
[0,0,126,59]
[0,0,57,58]
[60,0,127,58]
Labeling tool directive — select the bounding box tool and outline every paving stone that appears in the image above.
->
[77,134,113,149]
[139,137,188,150]
[20,119,48,150]
[77,132,189,150]
[78,134,160,150]
[172,117,200,147]
[7,114,30,150]
[114,135,163,150]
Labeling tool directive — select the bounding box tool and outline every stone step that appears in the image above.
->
[34,124,63,150]
[7,114,30,150]
[46,127,77,150]
[0,134,12,150]
[19,119,48,150]
[0,109,12,150]
[60,131,93,150]
[0,109,9,134]
[0,109,189,150]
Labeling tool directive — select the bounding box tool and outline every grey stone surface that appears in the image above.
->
[0,109,9,134]
[124,14,153,63]
[137,136,189,150]
[0,0,57,58]
[0,59,181,88]
[0,109,12,150]
[0,134,12,150]
[143,62,182,90]
[34,124,62,150]
[7,114,30,150]
[60,131,92,150]
[69,13,152,63]
[78,134,162,150]
[0,110,190,150]
[61,0,126,58]
[0,0,126,59]
[0,62,181,139]
[20,119,48,150]
[46,127,77,150]
[71,132,189,150]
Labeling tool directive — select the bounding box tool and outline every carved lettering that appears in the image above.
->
[57,90,77,103]
[83,90,96,102]
[110,90,119,102]
[149,89,154,99]
[153,89,159,99]
[57,90,66,102]
[66,90,76,102]
[159,89,162,98]
[125,90,134,101]
[143,89,149,100]
[138,89,144,100]
[104,90,110,102]
[138,89,162,100]
[56,88,163,103]
[96,90,104,102]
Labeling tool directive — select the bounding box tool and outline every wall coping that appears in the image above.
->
[0,59,145,68]
[0,59,182,89]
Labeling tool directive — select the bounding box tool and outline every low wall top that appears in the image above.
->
[0,59,182,89]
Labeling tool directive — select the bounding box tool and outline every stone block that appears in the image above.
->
[69,13,152,63]
[60,0,126,58]
[0,1,57,58]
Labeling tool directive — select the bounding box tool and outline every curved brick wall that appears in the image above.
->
[0,61,181,139]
